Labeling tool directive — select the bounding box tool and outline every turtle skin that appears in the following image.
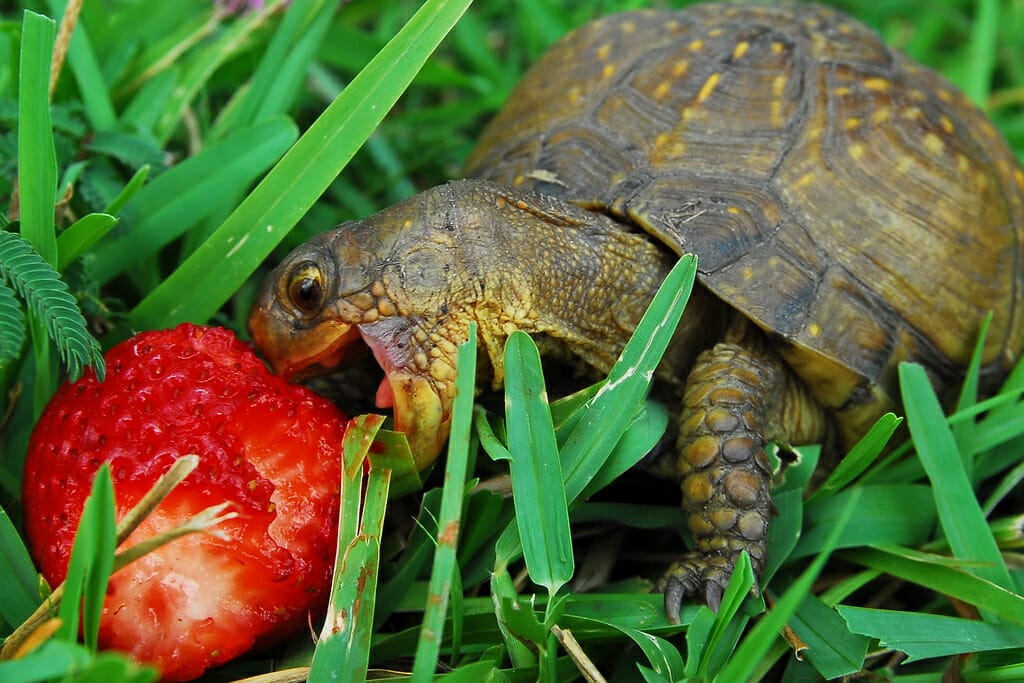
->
[249,3,1024,620]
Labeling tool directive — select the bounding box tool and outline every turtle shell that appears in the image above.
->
[465,2,1024,444]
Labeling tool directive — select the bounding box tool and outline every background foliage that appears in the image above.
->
[1,0,1023,681]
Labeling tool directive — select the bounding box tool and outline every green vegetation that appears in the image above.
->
[2,0,1023,681]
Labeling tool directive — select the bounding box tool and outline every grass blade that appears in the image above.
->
[45,0,116,130]
[127,0,474,330]
[839,607,1024,662]
[56,213,117,270]
[716,489,860,682]
[899,362,1012,594]
[850,546,1024,626]
[0,504,40,629]
[790,592,870,679]
[210,0,332,138]
[309,414,389,682]
[412,327,478,681]
[56,465,117,651]
[501,330,573,597]
[92,117,298,284]
[561,254,697,500]
[18,10,57,266]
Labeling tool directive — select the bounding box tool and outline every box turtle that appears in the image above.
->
[248,2,1024,619]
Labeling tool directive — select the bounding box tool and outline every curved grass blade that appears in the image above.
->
[899,362,1012,593]
[56,213,117,270]
[128,0,474,330]
[850,546,1024,626]
[806,413,902,502]
[0,231,103,381]
[412,327,477,682]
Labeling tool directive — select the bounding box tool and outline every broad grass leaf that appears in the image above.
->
[900,362,1013,594]
[839,607,1024,662]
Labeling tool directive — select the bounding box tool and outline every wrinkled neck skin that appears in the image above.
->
[387,179,694,384]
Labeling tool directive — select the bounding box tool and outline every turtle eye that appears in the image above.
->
[286,261,326,315]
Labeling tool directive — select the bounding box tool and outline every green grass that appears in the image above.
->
[2,0,1024,681]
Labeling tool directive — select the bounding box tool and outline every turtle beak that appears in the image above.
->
[248,303,361,381]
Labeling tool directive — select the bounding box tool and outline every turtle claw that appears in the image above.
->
[656,554,735,623]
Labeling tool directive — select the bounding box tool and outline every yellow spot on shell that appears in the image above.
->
[772,75,787,97]
[939,115,955,134]
[1015,169,1024,189]
[937,88,954,103]
[727,206,742,215]
[732,41,749,60]
[666,20,680,30]
[771,41,785,54]
[672,59,690,77]
[709,28,724,37]
[568,85,582,105]
[403,219,413,229]
[653,132,669,150]
[863,77,889,92]
[621,20,637,33]
[902,107,922,121]
[923,133,945,156]
[654,80,672,100]
[808,323,822,337]
[601,63,616,79]
[688,38,705,52]
[697,73,721,103]
[834,86,851,96]
[871,107,891,125]
[513,174,525,186]
[796,172,816,188]
[957,154,970,174]
[596,42,612,60]
[848,143,865,161]
[742,266,754,280]
[844,117,861,131]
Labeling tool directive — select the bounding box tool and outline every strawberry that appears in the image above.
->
[22,323,347,682]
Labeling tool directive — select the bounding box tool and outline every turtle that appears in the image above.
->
[247,2,1024,619]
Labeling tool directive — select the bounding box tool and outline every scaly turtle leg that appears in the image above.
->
[660,322,826,620]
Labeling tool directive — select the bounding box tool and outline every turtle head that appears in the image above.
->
[249,183,477,470]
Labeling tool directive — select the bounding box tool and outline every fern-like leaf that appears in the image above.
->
[0,279,25,370]
[0,230,105,381]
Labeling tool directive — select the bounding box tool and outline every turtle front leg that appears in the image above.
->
[659,330,826,620]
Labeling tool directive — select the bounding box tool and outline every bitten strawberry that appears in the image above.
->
[22,323,347,682]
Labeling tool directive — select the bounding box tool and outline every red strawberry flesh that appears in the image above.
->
[22,324,347,682]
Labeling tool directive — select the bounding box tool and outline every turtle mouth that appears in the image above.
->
[270,323,448,471]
